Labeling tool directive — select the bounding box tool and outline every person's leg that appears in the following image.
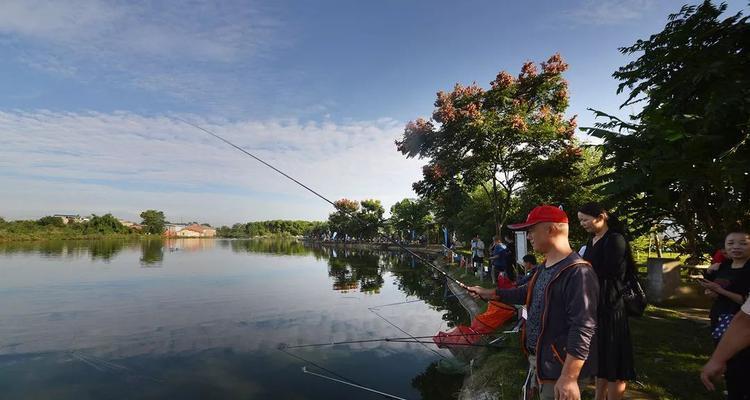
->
[595,378,608,400]
[606,381,626,400]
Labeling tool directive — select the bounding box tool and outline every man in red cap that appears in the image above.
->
[469,205,599,400]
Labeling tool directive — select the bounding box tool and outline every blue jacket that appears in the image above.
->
[495,252,599,382]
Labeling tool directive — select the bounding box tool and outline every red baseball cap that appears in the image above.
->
[507,205,569,230]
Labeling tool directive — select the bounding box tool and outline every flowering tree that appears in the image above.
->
[327,198,385,239]
[396,54,581,234]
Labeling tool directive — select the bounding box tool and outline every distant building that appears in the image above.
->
[118,219,143,230]
[163,223,215,238]
[176,228,201,237]
[163,223,188,237]
[53,214,87,224]
[184,224,217,237]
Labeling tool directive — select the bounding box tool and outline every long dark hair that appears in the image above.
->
[579,202,637,275]
[578,202,627,236]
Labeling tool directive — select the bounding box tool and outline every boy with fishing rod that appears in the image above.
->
[468,205,599,400]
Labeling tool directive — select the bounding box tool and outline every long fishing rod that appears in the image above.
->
[176,117,483,299]
[278,331,505,350]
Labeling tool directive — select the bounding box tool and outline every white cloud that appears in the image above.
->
[0,0,280,104]
[0,111,423,225]
[564,0,659,26]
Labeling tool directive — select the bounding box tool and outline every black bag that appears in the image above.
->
[620,245,647,317]
[602,235,647,317]
[620,270,647,317]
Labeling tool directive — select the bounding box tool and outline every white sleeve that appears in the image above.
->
[742,296,750,316]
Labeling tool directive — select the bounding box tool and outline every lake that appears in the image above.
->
[0,238,472,399]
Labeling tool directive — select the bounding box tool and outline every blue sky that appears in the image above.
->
[0,0,746,225]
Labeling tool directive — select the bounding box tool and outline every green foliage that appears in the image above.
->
[584,1,750,259]
[139,210,166,235]
[327,198,360,237]
[0,214,136,241]
[389,198,434,239]
[356,199,385,239]
[216,220,324,238]
[454,187,496,242]
[397,54,582,233]
[83,214,129,234]
[514,146,608,245]
[36,216,65,228]
[326,198,385,240]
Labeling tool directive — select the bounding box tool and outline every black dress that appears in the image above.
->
[582,230,637,381]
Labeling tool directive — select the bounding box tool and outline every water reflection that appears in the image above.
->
[139,239,164,266]
[327,250,385,293]
[0,239,476,399]
[90,240,125,262]
[228,238,311,256]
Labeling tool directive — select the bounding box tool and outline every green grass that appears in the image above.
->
[461,299,721,399]
[439,249,721,399]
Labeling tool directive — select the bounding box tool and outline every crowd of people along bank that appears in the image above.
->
[463,203,749,400]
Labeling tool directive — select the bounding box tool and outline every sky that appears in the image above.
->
[1,0,747,226]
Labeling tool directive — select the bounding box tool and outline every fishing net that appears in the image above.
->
[432,300,517,348]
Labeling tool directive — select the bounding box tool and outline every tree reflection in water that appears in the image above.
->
[326,249,384,293]
[229,238,311,256]
[0,239,130,261]
[140,239,164,267]
[88,240,125,262]
[312,245,476,399]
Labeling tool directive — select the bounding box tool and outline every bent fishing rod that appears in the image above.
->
[176,117,485,299]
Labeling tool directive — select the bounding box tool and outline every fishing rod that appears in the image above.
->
[278,331,505,350]
[176,117,486,300]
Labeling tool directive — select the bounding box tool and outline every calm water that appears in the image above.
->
[0,239,471,399]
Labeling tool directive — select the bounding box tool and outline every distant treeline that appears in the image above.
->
[0,214,137,241]
[217,220,327,238]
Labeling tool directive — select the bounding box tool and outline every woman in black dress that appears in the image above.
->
[578,203,636,400]
[700,229,750,400]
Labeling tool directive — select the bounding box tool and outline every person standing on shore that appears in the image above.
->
[471,234,485,275]
[700,229,750,400]
[469,205,599,400]
[516,254,539,286]
[488,236,508,283]
[577,203,636,400]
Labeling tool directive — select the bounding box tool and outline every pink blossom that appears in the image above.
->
[510,115,528,132]
[519,61,538,80]
[491,71,515,89]
[541,53,569,75]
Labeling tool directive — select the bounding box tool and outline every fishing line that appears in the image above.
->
[175,117,486,300]
[369,299,423,310]
[368,307,447,360]
[301,367,408,400]
[277,346,365,388]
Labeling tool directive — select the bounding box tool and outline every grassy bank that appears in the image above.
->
[453,269,722,400]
